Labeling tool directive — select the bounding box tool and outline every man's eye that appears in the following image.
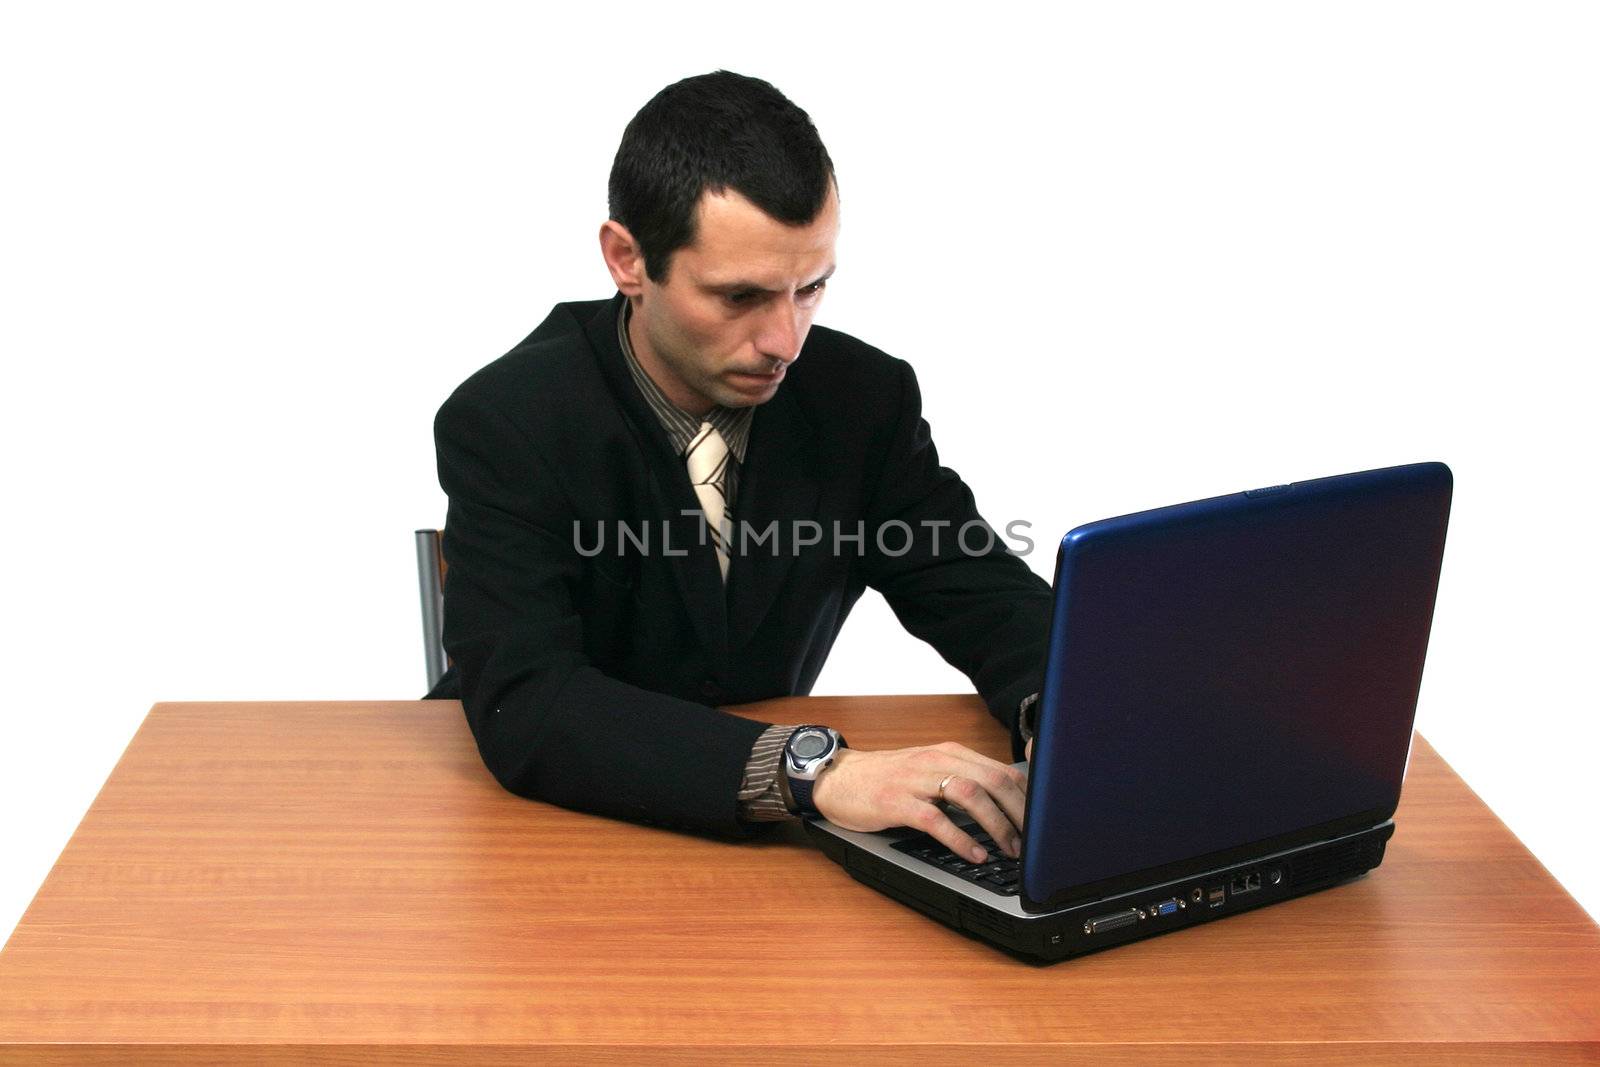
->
[725,281,825,307]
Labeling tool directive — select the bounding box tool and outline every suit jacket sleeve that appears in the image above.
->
[434,391,770,838]
[859,359,1053,761]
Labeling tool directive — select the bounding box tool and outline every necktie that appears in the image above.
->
[685,421,731,580]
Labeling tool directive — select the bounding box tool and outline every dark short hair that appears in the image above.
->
[608,70,836,283]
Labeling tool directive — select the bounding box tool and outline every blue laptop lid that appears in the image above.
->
[1021,461,1453,911]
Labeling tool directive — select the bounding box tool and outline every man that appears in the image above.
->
[427,71,1051,867]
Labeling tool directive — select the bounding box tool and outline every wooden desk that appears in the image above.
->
[1,697,1596,1064]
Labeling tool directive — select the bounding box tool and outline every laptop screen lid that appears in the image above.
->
[1020,462,1452,912]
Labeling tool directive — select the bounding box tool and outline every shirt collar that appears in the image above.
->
[616,297,752,462]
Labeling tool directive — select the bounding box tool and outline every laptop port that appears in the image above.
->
[1229,871,1263,896]
[1151,898,1182,918]
[1083,908,1140,935]
[1206,886,1226,908]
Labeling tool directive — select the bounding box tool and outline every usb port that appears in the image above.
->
[1206,886,1226,908]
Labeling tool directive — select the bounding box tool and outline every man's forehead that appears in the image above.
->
[681,187,838,287]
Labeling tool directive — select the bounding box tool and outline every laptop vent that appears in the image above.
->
[1290,839,1381,888]
[958,900,1013,940]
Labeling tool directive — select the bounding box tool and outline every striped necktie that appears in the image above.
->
[685,421,731,580]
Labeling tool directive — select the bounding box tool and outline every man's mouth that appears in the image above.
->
[730,364,785,383]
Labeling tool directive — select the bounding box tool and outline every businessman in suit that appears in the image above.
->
[428,71,1052,867]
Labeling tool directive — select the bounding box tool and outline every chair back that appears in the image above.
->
[414,529,448,689]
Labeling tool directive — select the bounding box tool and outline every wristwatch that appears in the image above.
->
[779,725,847,818]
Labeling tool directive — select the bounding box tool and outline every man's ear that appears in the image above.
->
[599,220,646,296]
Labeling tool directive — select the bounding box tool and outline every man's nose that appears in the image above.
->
[754,298,804,365]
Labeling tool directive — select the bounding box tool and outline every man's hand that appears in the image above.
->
[811,742,1027,863]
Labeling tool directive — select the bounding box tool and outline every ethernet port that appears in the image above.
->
[1229,871,1263,896]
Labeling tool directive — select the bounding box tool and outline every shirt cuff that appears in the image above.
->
[738,723,802,822]
[1017,692,1040,744]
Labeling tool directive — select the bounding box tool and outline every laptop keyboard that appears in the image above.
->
[891,830,1021,896]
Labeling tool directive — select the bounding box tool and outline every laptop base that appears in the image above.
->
[806,820,1395,963]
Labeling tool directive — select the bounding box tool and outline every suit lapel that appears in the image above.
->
[584,296,729,661]
[726,385,821,652]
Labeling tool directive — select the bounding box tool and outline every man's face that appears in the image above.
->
[628,184,838,415]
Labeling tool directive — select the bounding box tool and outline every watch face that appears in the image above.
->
[792,731,831,760]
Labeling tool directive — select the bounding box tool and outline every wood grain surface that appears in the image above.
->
[1,696,1597,1064]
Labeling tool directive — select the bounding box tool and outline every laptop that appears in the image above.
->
[806,461,1453,962]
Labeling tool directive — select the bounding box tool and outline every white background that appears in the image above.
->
[2,1,1596,949]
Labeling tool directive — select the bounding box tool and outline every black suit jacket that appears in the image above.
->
[428,293,1051,837]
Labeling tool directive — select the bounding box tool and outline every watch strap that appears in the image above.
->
[790,772,821,818]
